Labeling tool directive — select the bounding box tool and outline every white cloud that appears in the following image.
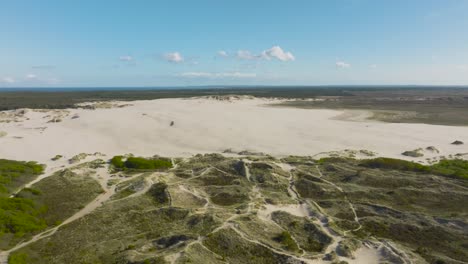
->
[179,72,256,78]
[217,50,228,57]
[237,46,295,62]
[237,50,257,60]
[119,55,133,61]
[1,75,60,85]
[336,61,351,68]
[2,77,15,83]
[180,72,212,78]
[261,46,295,61]
[456,65,468,71]
[164,52,184,63]
[370,64,377,69]
[26,74,38,79]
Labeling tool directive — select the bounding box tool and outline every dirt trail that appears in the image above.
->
[252,163,383,263]
[312,165,361,232]
[310,165,411,263]
[229,223,316,264]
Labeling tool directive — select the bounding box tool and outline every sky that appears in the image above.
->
[1,0,468,87]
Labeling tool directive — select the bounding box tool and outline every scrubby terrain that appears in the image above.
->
[1,154,467,264]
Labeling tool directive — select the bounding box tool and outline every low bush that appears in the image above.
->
[0,197,47,236]
[359,158,429,172]
[360,158,468,180]
[273,231,299,251]
[110,156,172,171]
[110,156,124,169]
[0,159,44,195]
[431,159,468,180]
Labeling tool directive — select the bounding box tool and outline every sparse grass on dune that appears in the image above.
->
[4,154,468,263]
[0,160,103,250]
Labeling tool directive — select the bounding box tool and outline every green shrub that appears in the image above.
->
[110,156,124,169]
[51,155,63,161]
[431,159,468,180]
[147,183,169,204]
[124,157,172,170]
[360,158,468,180]
[0,197,47,235]
[0,159,44,195]
[22,188,41,195]
[317,157,350,164]
[110,156,172,171]
[273,231,299,251]
[360,158,429,172]
[0,159,48,246]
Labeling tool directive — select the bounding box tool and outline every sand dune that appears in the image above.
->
[0,97,467,166]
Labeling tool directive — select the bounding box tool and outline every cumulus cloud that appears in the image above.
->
[237,46,295,62]
[119,55,133,61]
[217,50,229,57]
[261,46,295,61]
[1,77,15,83]
[179,72,256,78]
[336,61,351,68]
[164,52,184,63]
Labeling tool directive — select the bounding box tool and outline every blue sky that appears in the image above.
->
[1,0,468,87]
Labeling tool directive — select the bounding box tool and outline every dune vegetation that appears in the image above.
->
[0,159,103,250]
[110,155,172,171]
[0,160,46,249]
[359,157,468,180]
[3,154,468,264]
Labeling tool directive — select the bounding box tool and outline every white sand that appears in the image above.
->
[1,97,467,167]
